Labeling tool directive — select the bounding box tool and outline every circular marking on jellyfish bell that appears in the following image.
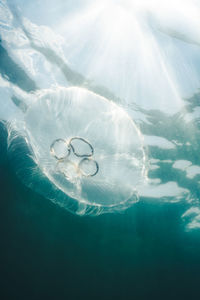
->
[69,137,94,158]
[50,138,70,160]
[57,159,80,181]
[78,157,99,177]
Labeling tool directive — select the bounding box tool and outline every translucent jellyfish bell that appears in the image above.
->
[8,87,146,215]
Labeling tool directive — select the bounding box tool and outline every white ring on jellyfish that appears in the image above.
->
[69,137,94,158]
[8,87,147,215]
[50,138,71,160]
[78,157,99,177]
[56,159,80,181]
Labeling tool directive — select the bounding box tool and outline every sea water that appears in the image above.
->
[0,1,200,299]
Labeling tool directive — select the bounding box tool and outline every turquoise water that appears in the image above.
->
[1,144,200,299]
[1,1,200,299]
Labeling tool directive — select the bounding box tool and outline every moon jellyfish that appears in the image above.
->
[7,87,146,215]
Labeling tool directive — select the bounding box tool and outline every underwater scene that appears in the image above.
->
[0,0,200,299]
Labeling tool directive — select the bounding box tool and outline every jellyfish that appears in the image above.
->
[7,87,146,215]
